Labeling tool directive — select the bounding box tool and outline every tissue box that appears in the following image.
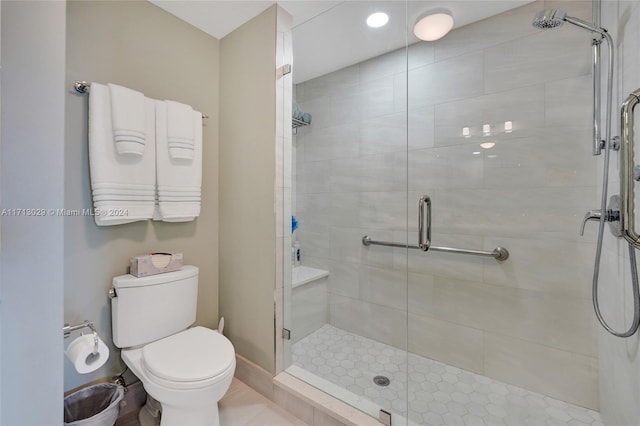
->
[130,252,183,278]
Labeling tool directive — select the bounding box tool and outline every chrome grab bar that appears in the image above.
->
[362,194,509,261]
[620,88,640,248]
[361,236,509,261]
[418,195,431,251]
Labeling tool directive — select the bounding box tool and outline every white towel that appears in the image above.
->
[92,194,157,202]
[89,83,156,226]
[166,100,195,160]
[92,182,155,191]
[155,99,202,222]
[108,84,147,156]
[93,189,156,197]
[157,202,201,222]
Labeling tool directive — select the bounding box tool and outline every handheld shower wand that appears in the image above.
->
[533,10,640,337]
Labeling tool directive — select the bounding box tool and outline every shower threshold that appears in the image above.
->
[290,324,602,426]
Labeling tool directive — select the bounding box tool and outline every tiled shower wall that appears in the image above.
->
[294,0,600,409]
[598,0,640,424]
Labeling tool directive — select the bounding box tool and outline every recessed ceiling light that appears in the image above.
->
[367,12,389,28]
[414,10,454,41]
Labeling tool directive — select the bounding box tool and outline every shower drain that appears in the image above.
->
[373,375,391,387]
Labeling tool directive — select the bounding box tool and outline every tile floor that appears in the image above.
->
[292,324,603,426]
[116,378,308,426]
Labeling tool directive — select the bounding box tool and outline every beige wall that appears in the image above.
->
[219,6,277,374]
[64,1,219,391]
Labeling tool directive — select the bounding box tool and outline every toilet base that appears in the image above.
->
[159,401,220,426]
[138,395,161,426]
[137,393,222,426]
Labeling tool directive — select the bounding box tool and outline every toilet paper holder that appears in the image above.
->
[63,320,99,355]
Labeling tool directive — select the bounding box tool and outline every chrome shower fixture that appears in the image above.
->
[534,9,640,337]
[533,8,613,156]
[532,9,566,29]
[532,9,608,37]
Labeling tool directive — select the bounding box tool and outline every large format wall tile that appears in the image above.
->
[484,333,598,409]
[408,52,484,109]
[484,30,591,94]
[408,272,597,357]
[433,84,545,147]
[329,293,407,349]
[408,313,484,374]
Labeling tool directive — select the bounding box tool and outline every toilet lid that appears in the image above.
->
[142,326,235,382]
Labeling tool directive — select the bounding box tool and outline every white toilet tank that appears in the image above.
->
[111,266,199,348]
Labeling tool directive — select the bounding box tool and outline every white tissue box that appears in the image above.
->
[130,252,184,278]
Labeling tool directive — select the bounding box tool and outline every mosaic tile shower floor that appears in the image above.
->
[291,324,603,426]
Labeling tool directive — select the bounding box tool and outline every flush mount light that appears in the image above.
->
[367,12,389,28]
[480,141,496,149]
[414,9,454,41]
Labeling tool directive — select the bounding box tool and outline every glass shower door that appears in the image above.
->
[282,1,411,423]
[405,1,601,424]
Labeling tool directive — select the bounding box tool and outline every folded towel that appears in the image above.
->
[92,182,156,191]
[93,194,157,202]
[89,83,156,226]
[157,189,201,196]
[157,185,202,193]
[157,196,202,202]
[155,202,201,222]
[155,100,202,222]
[166,100,195,160]
[108,84,147,156]
[93,188,156,197]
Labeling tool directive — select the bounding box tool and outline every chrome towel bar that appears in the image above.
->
[73,80,210,120]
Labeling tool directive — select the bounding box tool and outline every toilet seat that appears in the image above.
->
[141,326,235,388]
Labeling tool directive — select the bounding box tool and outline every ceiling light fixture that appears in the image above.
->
[480,141,496,149]
[414,9,454,41]
[367,12,389,28]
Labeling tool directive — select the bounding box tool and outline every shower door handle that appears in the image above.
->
[418,195,431,251]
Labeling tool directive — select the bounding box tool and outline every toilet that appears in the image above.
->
[110,265,235,426]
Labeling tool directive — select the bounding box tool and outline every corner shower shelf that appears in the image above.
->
[292,117,309,134]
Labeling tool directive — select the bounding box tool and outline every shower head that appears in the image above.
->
[532,9,607,37]
[532,9,567,29]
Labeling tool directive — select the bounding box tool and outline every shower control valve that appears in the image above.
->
[580,208,620,236]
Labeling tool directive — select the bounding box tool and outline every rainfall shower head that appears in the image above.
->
[532,9,567,29]
[532,9,607,36]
